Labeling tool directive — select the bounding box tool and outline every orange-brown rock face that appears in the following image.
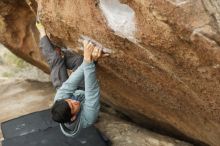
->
[1,0,220,145]
[0,0,49,73]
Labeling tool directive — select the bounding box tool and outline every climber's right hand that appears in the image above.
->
[92,46,102,61]
[83,41,95,63]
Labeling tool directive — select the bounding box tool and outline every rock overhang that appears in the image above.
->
[0,0,220,145]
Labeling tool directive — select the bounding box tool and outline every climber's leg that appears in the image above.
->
[62,48,83,71]
[62,48,85,90]
[40,36,68,89]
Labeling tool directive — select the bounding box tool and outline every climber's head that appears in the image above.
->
[51,99,80,123]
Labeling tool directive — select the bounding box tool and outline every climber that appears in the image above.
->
[37,23,109,137]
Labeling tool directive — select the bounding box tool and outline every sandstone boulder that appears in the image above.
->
[0,0,220,145]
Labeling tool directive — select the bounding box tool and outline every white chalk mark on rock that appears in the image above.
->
[167,0,189,6]
[99,0,136,42]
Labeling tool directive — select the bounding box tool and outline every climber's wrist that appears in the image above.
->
[84,57,92,63]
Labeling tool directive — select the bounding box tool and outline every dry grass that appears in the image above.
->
[0,44,49,81]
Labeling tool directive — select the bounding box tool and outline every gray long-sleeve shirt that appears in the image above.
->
[54,61,100,136]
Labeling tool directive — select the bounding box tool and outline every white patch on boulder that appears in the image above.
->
[167,0,189,6]
[99,0,136,42]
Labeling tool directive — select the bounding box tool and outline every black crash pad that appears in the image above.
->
[1,109,109,146]
[2,126,108,146]
[1,109,58,139]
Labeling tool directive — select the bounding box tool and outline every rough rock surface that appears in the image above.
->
[96,112,192,146]
[0,0,49,73]
[0,0,220,145]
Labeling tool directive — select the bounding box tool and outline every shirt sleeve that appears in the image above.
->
[80,61,100,128]
[54,64,84,101]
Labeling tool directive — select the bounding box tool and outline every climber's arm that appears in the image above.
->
[54,64,84,101]
[78,42,103,128]
[80,61,100,128]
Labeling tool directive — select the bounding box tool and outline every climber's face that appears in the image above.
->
[65,99,80,121]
